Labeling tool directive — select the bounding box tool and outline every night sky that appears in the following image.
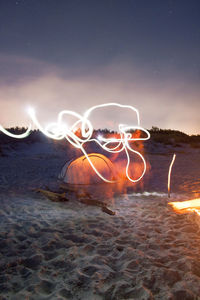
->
[0,0,199,134]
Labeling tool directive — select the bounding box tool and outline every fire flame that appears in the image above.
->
[169,198,200,216]
[0,103,150,183]
[168,154,176,197]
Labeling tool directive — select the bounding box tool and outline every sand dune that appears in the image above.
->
[0,143,200,299]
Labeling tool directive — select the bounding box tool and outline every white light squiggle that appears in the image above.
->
[0,103,150,183]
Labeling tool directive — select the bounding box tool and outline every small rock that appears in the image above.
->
[191,261,200,277]
[116,245,124,252]
[126,259,139,270]
[51,260,74,271]
[127,286,154,300]
[77,274,90,287]
[59,288,72,298]
[163,269,181,286]
[20,267,32,279]
[64,234,89,243]
[143,274,156,289]
[104,284,115,300]
[172,289,195,300]
[22,255,42,270]
[37,280,55,295]
[0,283,9,293]
[44,251,58,261]
[83,265,99,276]
[82,244,95,253]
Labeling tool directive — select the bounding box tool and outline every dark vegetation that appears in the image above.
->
[94,127,200,148]
[0,126,199,156]
[149,126,200,148]
[0,128,53,156]
[0,128,50,147]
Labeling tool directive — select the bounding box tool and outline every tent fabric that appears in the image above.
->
[59,153,118,185]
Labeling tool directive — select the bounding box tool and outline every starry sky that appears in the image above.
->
[0,0,199,134]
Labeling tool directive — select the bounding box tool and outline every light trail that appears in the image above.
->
[0,103,150,183]
[168,153,176,197]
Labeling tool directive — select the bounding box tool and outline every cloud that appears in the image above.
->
[0,53,58,84]
[0,54,199,134]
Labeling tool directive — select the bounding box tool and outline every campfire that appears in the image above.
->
[169,199,200,216]
[168,154,200,217]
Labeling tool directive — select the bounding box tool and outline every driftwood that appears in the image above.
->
[80,198,106,207]
[59,183,92,199]
[101,206,116,215]
[76,190,92,199]
[36,185,115,215]
[36,189,68,202]
[80,198,116,215]
[59,183,78,193]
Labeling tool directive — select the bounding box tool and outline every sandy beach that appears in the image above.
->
[0,141,200,299]
[0,0,200,298]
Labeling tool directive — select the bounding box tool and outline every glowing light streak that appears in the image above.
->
[1,103,150,183]
[168,153,176,198]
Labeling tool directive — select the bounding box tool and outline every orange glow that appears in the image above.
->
[60,153,119,185]
[0,102,150,187]
[59,142,150,199]
[169,198,200,216]
[26,103,150,183]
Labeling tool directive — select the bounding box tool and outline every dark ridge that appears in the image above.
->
[0,127,199,150]
[149,126,200,147]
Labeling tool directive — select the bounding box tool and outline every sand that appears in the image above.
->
[0,142,200,299]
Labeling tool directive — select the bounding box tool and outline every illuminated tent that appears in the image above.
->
[59,153,118,185]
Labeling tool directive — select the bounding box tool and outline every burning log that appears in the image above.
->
[36,189,68,202]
